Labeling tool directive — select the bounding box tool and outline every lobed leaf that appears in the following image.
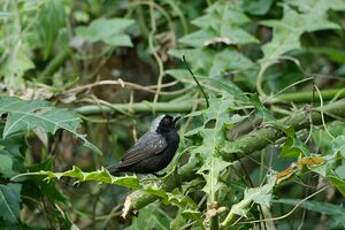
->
[0,96,101,154]
[76,17,134,47]
[0,184,21,223]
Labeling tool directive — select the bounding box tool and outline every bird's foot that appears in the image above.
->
[153,172,166,177]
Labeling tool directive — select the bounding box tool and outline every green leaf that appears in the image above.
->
[170,48,257,79]
[312,123,345,156]
[242,0,273,15]
[331,135,345,157]
[286,0,345,12]
[127,186,203,228]
[36,0,66,59]
[0,47,34,90]
[0,151,15,178]
[249,93,274,122]
[198,77,249,102]
[198,156,230,202]
[335,164,345,179]
[228,178,274,217]
[260,0,345,67]
[148,188,196,207]
[328,175,345,197]
[76,18,134,47]
[0,184,21,223]
[191,95,233,202]
[281,127,310,158]
[0,96,101,154]
[128,203,171,230]
[179,1,258,47]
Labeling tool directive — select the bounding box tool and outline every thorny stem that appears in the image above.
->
[122,99,345,217]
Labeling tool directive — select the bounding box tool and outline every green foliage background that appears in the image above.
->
[1,0,345,229]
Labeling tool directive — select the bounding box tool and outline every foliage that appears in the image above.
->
[76,18,134,47]
[1,0,345,229]
[0,183,21,223]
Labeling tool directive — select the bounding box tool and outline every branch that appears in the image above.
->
[74,100,198,115]
[271,87,345,104]
[125,99,345,213]
[74,88,345,116]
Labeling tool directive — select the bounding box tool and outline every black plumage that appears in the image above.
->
[108,115,179,174]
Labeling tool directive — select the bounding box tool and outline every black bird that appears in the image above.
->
[108,115,180,175]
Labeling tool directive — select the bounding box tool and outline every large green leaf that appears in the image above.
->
[242,0,273,15]
[0,47,34,91]
[260,0,345,67]
[198,155,230,202]
[0,96,101,154]
[280,127,310,158]
[128,203,171,230]
[222,177,275,227]
[230,179,274,217]
[0,184,21,223]
[179,1,258,47]
[76,18,134,47]
[170,48,257,79]
[36,0,66,59]
[328,175,345,197]
[331,135,345,158]
[0,2,35,91]
[0,150,15,178]
[191,95,233,202]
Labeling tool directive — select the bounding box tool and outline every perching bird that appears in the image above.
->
[108,115,180,175]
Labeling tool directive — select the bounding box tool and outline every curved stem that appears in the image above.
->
[256,63,269,98]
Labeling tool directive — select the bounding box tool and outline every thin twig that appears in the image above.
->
[101,204,123,228]
[182,55,210,108]
[237,186,328,225]
[314,85,335,139]
[64,79,186,96]
[148,2,165,108]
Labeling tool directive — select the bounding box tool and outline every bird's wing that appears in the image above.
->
[118,132,167,168]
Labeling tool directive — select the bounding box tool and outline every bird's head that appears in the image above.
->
[151,114,179,133]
